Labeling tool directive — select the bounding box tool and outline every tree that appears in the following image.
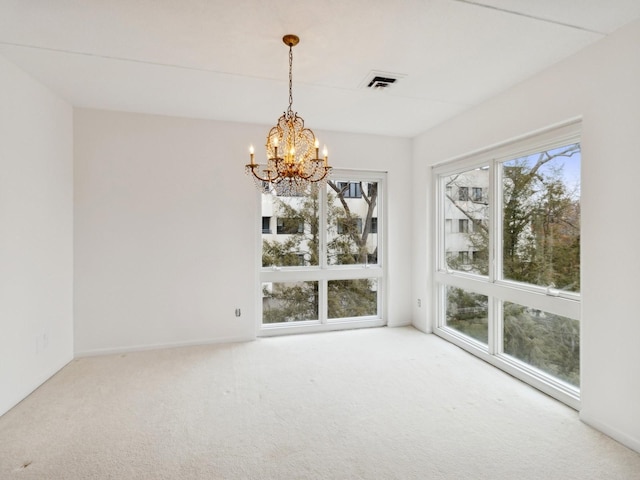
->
[503,303,579,386]
[501,145,580,290]
[445,145,580,289]
[327,181,378,264]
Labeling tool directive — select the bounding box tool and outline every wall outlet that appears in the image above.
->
[235,308,241,317]
[417,298,422,308]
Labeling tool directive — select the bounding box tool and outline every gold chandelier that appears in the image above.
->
[246,34,331,195]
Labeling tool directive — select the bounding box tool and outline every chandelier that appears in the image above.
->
[246,34,331,195]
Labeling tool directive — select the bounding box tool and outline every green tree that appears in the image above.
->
[501,145,580,290]
[327,181,378,264]
[445,287,488,343]
[503,303,579,386]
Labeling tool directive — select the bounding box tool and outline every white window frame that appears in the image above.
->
[431,119,582,409]
[258,169,387,336]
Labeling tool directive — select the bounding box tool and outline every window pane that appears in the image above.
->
[501,143,580,292]
[262,281,318,324]
[261,186,319,267]
[328,279,377,319]
[261,216,271,234]
[445,286,488,344]
[503,302,580,387]
[443,167,489,274]
[327,180,379,265]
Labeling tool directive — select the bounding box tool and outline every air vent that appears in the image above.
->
[360,70,406,91]
[368,76,397,89]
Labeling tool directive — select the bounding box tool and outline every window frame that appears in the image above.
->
[431,119,582,409]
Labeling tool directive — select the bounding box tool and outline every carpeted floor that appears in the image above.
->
[1,326,639,479]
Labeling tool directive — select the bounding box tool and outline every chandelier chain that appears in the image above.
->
[288,44,294,114]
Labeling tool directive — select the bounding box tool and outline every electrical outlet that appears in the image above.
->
[417,298,422,308]
[235,308,241,317]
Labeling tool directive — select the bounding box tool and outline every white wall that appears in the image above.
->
[412,19,640,452]
[74,109,412,355]
[0,55,74,416]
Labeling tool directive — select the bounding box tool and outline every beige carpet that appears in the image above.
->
[1,326,639,479]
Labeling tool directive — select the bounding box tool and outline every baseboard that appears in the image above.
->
[580,411,640,454]
[411,321,432,334]
[74,335,256,358]
[387,319,413,328]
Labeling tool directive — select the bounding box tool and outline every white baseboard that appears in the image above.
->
[580,412,640,454]
[74,335,256,358]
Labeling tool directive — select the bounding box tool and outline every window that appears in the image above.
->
[446,286,488,344]
[337,182,362,198]
[369,217,378,234]
[262,216,271,234]
[434,121,581,408]
[276,217,304,235]
[262,281,318,323]
[260,172,385,333]
[503,302,579,386]
[444,167,489,271]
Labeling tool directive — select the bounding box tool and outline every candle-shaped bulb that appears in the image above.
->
[314,139,320,158]
[273,137,279,147]
[323,146,328,166]
[249,144,255,165]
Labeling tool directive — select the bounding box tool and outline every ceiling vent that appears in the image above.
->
[361,71,406,91]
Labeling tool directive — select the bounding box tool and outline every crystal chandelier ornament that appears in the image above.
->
[246,34,331,195]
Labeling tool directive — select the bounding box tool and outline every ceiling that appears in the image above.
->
[1,0,639,138]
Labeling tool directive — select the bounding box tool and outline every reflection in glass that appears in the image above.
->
[328,279,378,319]
[443,168,489,275]
[445,286,488,344]
[503,302,579,387]
[262,281,318,324]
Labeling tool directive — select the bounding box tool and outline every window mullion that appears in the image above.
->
[489,159,500,284]
[319,185,328,323]
[488,160,499,355]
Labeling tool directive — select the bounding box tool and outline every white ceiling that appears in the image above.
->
[1,0,639,137]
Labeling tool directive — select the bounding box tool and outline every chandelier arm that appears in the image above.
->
[293,166,331,182]
[246,165,279,183]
